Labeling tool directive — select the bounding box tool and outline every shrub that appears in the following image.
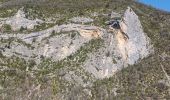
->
[20,26,27,32]
[1,24,12,32]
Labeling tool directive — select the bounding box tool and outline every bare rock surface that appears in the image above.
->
[69,17,94,23]
[119,7,153,65]
[0,7,43,31]
[83,7,153,78]
[0,22,104,64]
[0,7,153,79]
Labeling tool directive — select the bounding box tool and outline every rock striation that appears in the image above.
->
[0,7,153,79]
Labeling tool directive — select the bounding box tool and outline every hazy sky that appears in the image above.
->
[139,0,170,12]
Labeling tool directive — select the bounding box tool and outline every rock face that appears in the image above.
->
[0,5,158,99]
[0,8,43,31]
[79,29,101,38]
[69,17,94,23]
[0,7,152,79]
[0,23,104,64]
[83,7,153,78]
[118,7,152,65]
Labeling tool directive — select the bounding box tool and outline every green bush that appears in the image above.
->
[1,24,12,32]
[20,26,27,32]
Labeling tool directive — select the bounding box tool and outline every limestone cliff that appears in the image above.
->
[0,1,169,99]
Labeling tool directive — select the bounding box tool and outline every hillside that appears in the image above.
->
[0,0,170,100]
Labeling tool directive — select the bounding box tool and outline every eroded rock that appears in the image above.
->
[0,23,104,64]
[83,7,153,78]
[0,7,43,31]
[0,7,153,79]
[119,7,153,65]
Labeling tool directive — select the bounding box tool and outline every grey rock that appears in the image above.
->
[69,17,94,23]
[0,7,153,79]
[0,7,43,31]
[83,7,153,79]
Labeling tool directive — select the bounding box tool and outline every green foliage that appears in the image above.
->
[1,24,12,32]
[0,0,170,99]
[52,78,59,95]
[16,39,33,49]
[50,30,79,37]
[33,23,55,32]
[37,38,103,75]
[0,7,17,18]
[0,0,9,2]
[70,32,77,39]
[92,55,170,99]
[19,26,27,32]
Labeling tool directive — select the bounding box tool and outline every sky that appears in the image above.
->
[138,0,170,12]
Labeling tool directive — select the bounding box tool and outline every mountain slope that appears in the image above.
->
[0,0,170,100]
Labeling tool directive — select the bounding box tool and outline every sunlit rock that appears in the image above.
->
[0,7,43,31]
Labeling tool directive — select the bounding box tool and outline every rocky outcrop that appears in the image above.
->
[0,7,153,79]
[0,7,43,31]
[78,29,101,38]
[118,7,153,65]
[69,17,94,24]
[83,7,153,78]
[0,21,104,63]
